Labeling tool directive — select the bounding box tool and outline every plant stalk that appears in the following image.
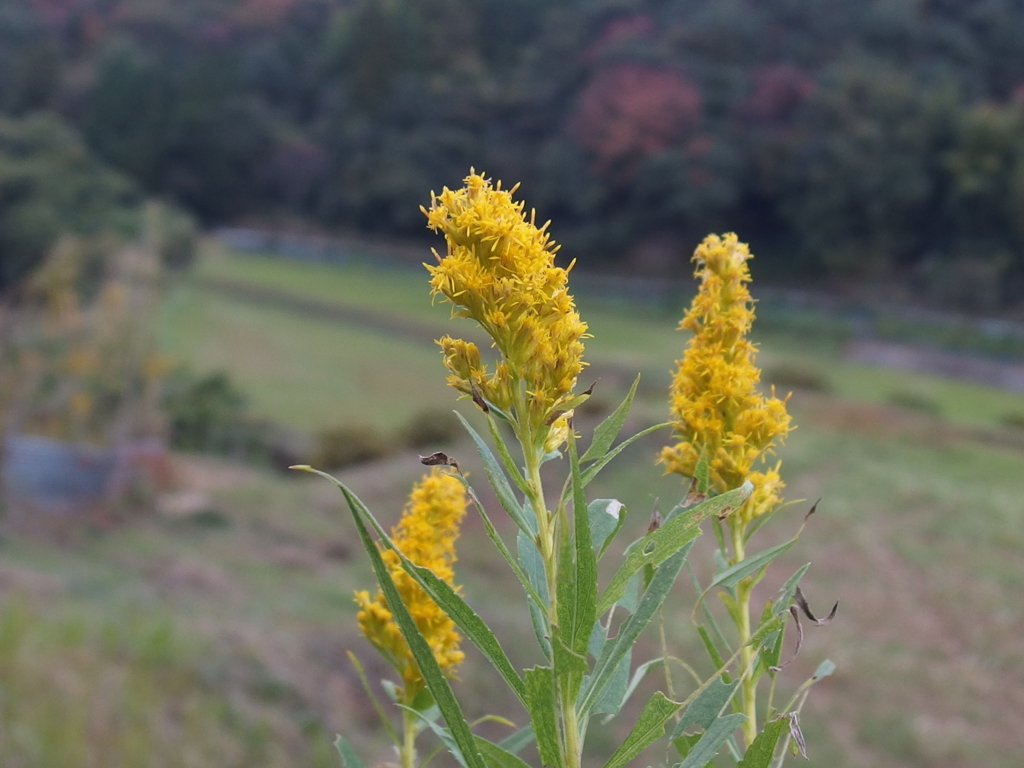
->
[732,523,758,749]
[401,705,417,768]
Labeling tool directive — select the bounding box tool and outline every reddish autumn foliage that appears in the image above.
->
[570,63,701,177]
[584,13,656,61]
[735,64,815,123]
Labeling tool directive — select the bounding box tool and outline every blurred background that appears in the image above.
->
[1,1,1023,766]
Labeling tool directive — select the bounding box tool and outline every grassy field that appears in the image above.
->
[4,243,1024,767]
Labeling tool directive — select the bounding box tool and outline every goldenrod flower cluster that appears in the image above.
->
[661,233,792,525]
[423,171,588,436]
[354,469,467,698]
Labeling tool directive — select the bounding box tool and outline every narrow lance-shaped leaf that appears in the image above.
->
[484,411,531,496]
[591,648,632,716]
[588,499,625,560]
[524,667,564,768]
[581,374,640,462]
[599,483,751,615]
[774,564,811,615]
[602,692,681,768]
[519,528,552,659]
[497,727,535,756]
[401,707,469,768]
[334,735,366,768]
[736,715,790,768]
[600,657,664,721]
[567,432,597,661]
[668,678,740,741]
[474,736,535,768]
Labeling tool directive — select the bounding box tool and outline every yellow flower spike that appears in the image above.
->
[424,170,587,437]
[354,468,467,700]
[661,233,792,525]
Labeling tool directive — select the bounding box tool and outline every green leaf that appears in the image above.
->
[566,434,598,661]
[334,734,366,768]
[672,733,702,760]
[673,713,746,768]
[616,572,641,615]
[552,630,588,678]
[695,625,727,675]
[599,657,664,721]
[737,716,790,768]
[774,564,811,616]
[587,617,606,660]
[813,659,836,679]
[301,468,527,708]
[580,422,671,488]
[336,483,486,768]
[401,708,468,768]
[475,736,534,768]
[669,678,739,740]
[602,691,681,768]
[455,412,536,535]
[518,528,552,659]
[588,499,625,559]
[579,548,688,718]
[463,481,546,615]
[524,667,564,768]
[581,375,640,462]
[707,537,798,592]
[747,613,787,649]
[598,483,751,615]
[484,412,530,495]
[591,648,632,716]
[497,727,535,755]
[694,452,711,495]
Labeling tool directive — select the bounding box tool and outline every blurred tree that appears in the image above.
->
[0,113,138,290]
[778,57,956,279]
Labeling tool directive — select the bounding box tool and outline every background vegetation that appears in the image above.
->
[3,0,1024,305]
[4,244,1021,767]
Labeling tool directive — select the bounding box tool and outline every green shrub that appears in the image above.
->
[999,412,1024,430]
[400,408,461,449]
[763,361,832,392]
[311,424,389,469]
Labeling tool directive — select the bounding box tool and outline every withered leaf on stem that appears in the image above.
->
[683,480,707,508]
[769,605,804,673]
[794,586,838,626]
[804,499,821,522]
[582,379,598,396]
[545,409,566,427]
[647,502,662,534]
[789,712,808,759]
[470,382,489,414]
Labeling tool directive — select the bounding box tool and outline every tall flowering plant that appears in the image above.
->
[297,172,833,768]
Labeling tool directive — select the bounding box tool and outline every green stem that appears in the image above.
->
[515,395,583,768]
[731,523,757,749]
[401,706,417,768]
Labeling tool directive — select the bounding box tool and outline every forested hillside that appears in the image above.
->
[4,0,1024,305]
